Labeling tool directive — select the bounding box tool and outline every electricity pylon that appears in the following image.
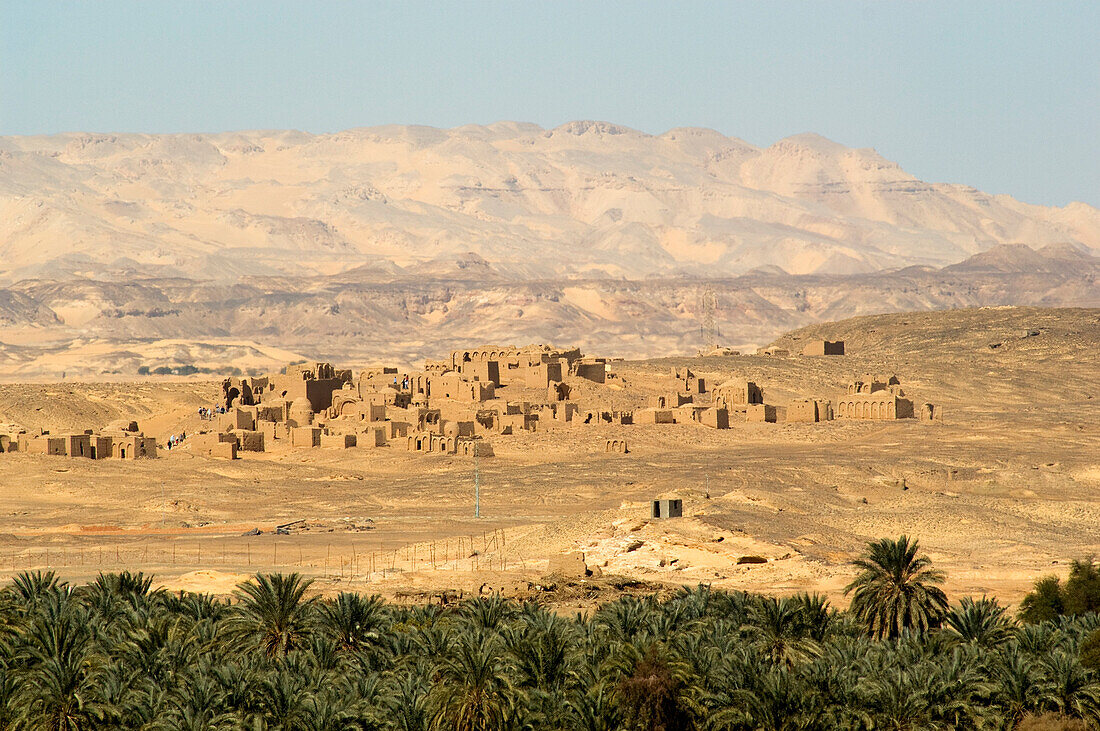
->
[700,285,719,350]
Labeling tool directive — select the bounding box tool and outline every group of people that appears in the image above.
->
[198,406,227,420]
[165,432,187,450]
[393,375,411,390]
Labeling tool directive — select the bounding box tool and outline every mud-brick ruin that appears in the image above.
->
[196,346,608,459]
[179,340,940,460]
[834,375,912,420]
[0,420,157,460]
[0,338,941,462]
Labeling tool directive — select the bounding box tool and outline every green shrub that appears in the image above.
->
[1020,558,1100,624]
[1063,558,1100,615]
[1079,628,1100,671]
[1020,576,1066,624]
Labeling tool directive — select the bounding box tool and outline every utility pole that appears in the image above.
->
[700,285,719,351]
[474,442,481,518]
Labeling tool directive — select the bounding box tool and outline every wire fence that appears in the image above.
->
[0,527,523,583]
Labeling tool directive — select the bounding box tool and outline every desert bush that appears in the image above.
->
[1016,712,1089,730]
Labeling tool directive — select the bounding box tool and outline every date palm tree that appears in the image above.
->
[944,596,1013,647]
[231,572,317,658]
[0,656,19,730]
[7,566,1100,728]
[747,596,821,667]
[8,570,65,607]
[612,643,697,731]
[429,630,517,731]
[12,592,105,731]
[736,666,824,731]
[387,662,433,731]
[318,591,389,669]
[1039,650,1100,722]
[845,536,948,640]
[503,608,577,691]
[989,647,1047,726]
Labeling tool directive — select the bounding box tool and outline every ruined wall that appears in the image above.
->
[802,340,845,356]
[233,430,265,452]
[291,426,322,448]
[787,399,830,423]
[746,404,778,423]
[635,408,675,425]
[835,394,914,420]
[714,381,763,408]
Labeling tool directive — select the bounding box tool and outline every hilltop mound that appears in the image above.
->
[769,305,1100,359]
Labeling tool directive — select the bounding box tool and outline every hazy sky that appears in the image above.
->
[2,1,1097,207]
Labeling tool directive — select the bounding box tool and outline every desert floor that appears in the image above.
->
[0,306,1097,612]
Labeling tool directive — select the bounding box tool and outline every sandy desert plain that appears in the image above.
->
[0,305,1097,613]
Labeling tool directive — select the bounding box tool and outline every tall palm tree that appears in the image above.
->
[747,596,820,668]
[845,536,948,640]
[231,572,317,658]
[1038,650,1100,722]
[989,647,1047,727]
[429,630,517,731]
[12,592,105,731]
[944,596,1013,648]
[318,592,389,668]
[612,643,697,731]
[7,570,65,607]
[387,662,433,731]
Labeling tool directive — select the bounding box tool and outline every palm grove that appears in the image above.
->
[2,536,1100,730]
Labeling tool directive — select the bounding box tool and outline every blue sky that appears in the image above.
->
[2,1,1097,206]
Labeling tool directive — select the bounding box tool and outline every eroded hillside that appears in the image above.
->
[0,244,1095,380]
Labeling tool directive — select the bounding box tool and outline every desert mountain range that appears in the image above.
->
[0,122,1097,378]
[2,121,1098,282]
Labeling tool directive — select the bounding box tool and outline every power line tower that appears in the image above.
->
[473,441,481,518]
[699,285,719,351]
